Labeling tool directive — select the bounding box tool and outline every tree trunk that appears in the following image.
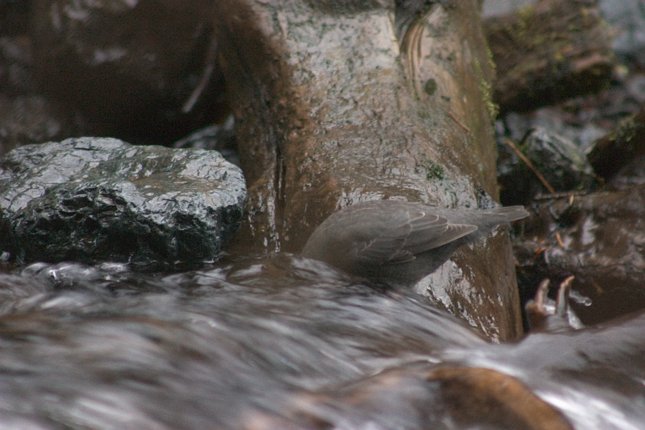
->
[214,0,523,341]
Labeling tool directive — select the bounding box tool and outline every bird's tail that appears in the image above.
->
[464,205,529,236]
[437,205,529,229]
[482,205,529,223]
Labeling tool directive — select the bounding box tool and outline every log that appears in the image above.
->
[214,1,523,340]
[485,0,615,113]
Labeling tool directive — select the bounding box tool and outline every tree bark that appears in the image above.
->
[214,0,523,340]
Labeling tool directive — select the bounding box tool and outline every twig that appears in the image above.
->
[182,35,218,114]
[555,231,565,248]
[503,138,556,194]
[448,111,471,134]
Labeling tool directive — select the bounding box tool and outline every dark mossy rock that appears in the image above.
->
[0,95,83,156]
[30,0,225,143]
[498,127,597,204]
[587,108,645,180]
[485,0,615,113]
[0,137,246,268]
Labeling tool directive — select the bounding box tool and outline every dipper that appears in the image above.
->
[302,200,528,286]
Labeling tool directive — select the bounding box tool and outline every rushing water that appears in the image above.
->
[0,255,642,429]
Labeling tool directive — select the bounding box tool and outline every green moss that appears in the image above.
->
[418,105,432,120]
[518,4,536,21]
[506,4,547,49]
[420,160,445,180]
[485,42,496,75]
[424,78,437,96]
[609,116,645,153]
[516,4,535,34]
[613,117,639,146]
[507,4,533,42]
[480,77,499,120]
[473,59,499,121]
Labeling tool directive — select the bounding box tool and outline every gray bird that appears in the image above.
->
[302,200,528,286]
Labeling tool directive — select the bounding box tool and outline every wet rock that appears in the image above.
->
[449,309,645,430]
[514,186,645,324]
[499,109,606,153]
[497,127,597,204]
[587,107,645,180]
[496,70,645,159]
[0,137,246,268]
[609,154,645,190]
[31,0,226,143]
[263,366,572,430]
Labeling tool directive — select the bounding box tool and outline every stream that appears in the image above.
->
[0,256,642,429]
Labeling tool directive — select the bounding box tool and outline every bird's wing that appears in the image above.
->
[354,206,477,264]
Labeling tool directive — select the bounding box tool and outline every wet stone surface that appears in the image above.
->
[497,126,597,204]
[0,137,246,268]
